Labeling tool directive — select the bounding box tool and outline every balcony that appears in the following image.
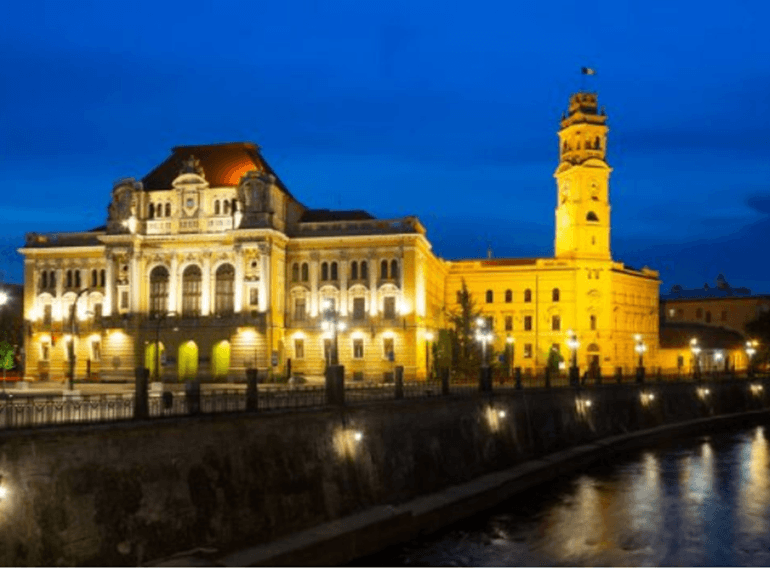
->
[289,216,425,238]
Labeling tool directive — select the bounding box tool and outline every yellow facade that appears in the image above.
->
[18,91,660,382]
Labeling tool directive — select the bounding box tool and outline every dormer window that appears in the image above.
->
[586,211,599,222]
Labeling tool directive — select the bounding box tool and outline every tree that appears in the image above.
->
[745,311,770,368]
[0,337,14,384]
[447,279,484,378]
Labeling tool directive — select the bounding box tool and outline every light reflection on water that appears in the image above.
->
[360,425,770,567]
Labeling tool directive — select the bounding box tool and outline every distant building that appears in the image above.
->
[18,91,661,382]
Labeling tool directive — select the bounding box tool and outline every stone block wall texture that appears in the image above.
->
[0,380,766,565]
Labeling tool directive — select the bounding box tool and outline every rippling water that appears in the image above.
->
[359,425,770,566]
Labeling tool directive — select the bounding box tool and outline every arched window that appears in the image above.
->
[165,203,171,217]
[214,200,220,215]
[587,211,599,222]
[150,266,169,317]
[223,200,230,215]
[41,271,48,289]
[231,199,237,213]
[291,263,299,282]
[696,308,703,319]
[705,310,711,323]
[590,315,597,330]
[330,262,338,281]
[361,261,368,280]
[552,315,561,331]
[524,288,532,303]
[321,262,329,281]
[182,265,202,317]
[66,270,73,288]
[381,260,388,279]
[390,260,399,280]
[157,203,163,217]
[486,290,493,303]
[74,270,81,288]
[215,264,235,316]
[50,271,56,289]
[505,289,512,303]
[350,261,358,280]
[595,136,601,150]
[552,288,560,302]
[100,269,105,287]
[301,263,308,282]
[148,203,155,219]
[91,269,97,287]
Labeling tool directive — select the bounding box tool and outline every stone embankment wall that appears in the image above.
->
[0,380,767,565]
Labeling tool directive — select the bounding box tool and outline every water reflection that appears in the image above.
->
[359,424,770,567]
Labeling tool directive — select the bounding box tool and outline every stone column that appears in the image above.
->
[201,254,211,316]
[260,245,271,313]
[104,254,114,316]
[368,253,377,316]
[310,255,319,316]
[234,247,244,313]
[55,265,64,321]
[339,256,348,316]
[169,255,178,314]
[129,250,141,314]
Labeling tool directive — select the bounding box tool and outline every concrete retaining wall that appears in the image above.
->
[0,380,766,565]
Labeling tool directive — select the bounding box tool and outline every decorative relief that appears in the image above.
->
[258,242,271,256]
[179,155,205,178]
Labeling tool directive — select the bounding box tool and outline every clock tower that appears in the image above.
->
[554,92,612,260]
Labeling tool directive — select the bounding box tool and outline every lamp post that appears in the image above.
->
[690,337,701,380]
[425,331,434,381]
[634,333,647,383]
[68,288,90,391]
[746,340,758,377]
[714,350,723,377]
[506,336,515,380]
[567,329,580,386]
[0,290,8,394]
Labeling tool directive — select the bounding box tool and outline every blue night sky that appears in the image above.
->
[2,0,770,294]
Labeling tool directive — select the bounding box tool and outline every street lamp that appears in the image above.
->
[321,299,344,365]
[475,317,493,365]
[634,333,647,383]
[714,350,724,376]
[746,340,758,376]
[0,291,8,394]
[690,337,701,380]
[567,329,580,386]
[67,288,90,391]
[425,331,434,381]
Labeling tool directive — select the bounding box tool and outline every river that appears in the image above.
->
[356,424,770,566]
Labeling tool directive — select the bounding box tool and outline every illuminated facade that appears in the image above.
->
[19,91,660,382]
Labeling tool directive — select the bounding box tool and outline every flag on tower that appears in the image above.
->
[581,67,596,75]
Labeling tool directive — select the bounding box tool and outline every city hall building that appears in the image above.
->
[19,91,659,382]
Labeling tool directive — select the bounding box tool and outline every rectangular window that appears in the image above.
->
[505,316,513,331]
[353,298,365,321]
[668,308,675,317]
[43,304,52,325]
[524,316,532,331]
[383,296,396,319]
[294,299,306,321]
[294,339,304,359]
[91,340,101,362]
[250,288,259,306]
[551,315,561,331]
[523,343,533,359]
[383,337,394,359]
[41,342,50,361]
[120,290,129,310]
[677,355,684,368]
[353,338,364,359]
[721,310,727,321]
[93,303,103,320]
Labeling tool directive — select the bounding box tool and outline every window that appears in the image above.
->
[149,203,155,219]
[705,311,711,324]
[50,271,56,289]
[677,355,684,368]
[552,288,560,302]
[696,308,703,319]
[551,315,561,331]
[590,314,596,330]
[586,211,599,222]
[41,272,47,290]
[74,270,81,288]
[294,339,305,359]
[43,305,52,326]
[231,199,237,213]
[157,203,163,217]
[524,316,532,331]
[390,260,399,280]
[182,265,202,317]
[721,310,727,322]
[223,200,230,215]
[321,262,329,281]
[291,263,299,282]
[249,288,259,306]
[350,261,358,280]
[64,338,73,361]
[360,261,368,280]
[383,337,394,359]
[383,296,396,319]
[41,342,50,361]
[523,343,533,359]
[677,309,684,318]
[66,270,72,288]
[353,338,364,359]
[214,200,220,214]
[91,269,98,287]
[215,264,235,316]
[668,308,675,317]
[301,263,309,282]
[100,270,105,287]
[353,298,365,321]
[486,316,494,329]
[165,203,171,217]
[505,289,512,303]
[294,299,306,321]
[330,262,338,281]
[91,340,101,362]
[381,260,388,279]
[486,290,493,303]
[150,266,169,317]
[505,316,513,331]
[524,289,532,303]
[120,291,129,310]
[94,303,102,320]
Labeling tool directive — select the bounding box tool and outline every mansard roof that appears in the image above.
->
[298,209,375,223]
[141,142,298,201]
